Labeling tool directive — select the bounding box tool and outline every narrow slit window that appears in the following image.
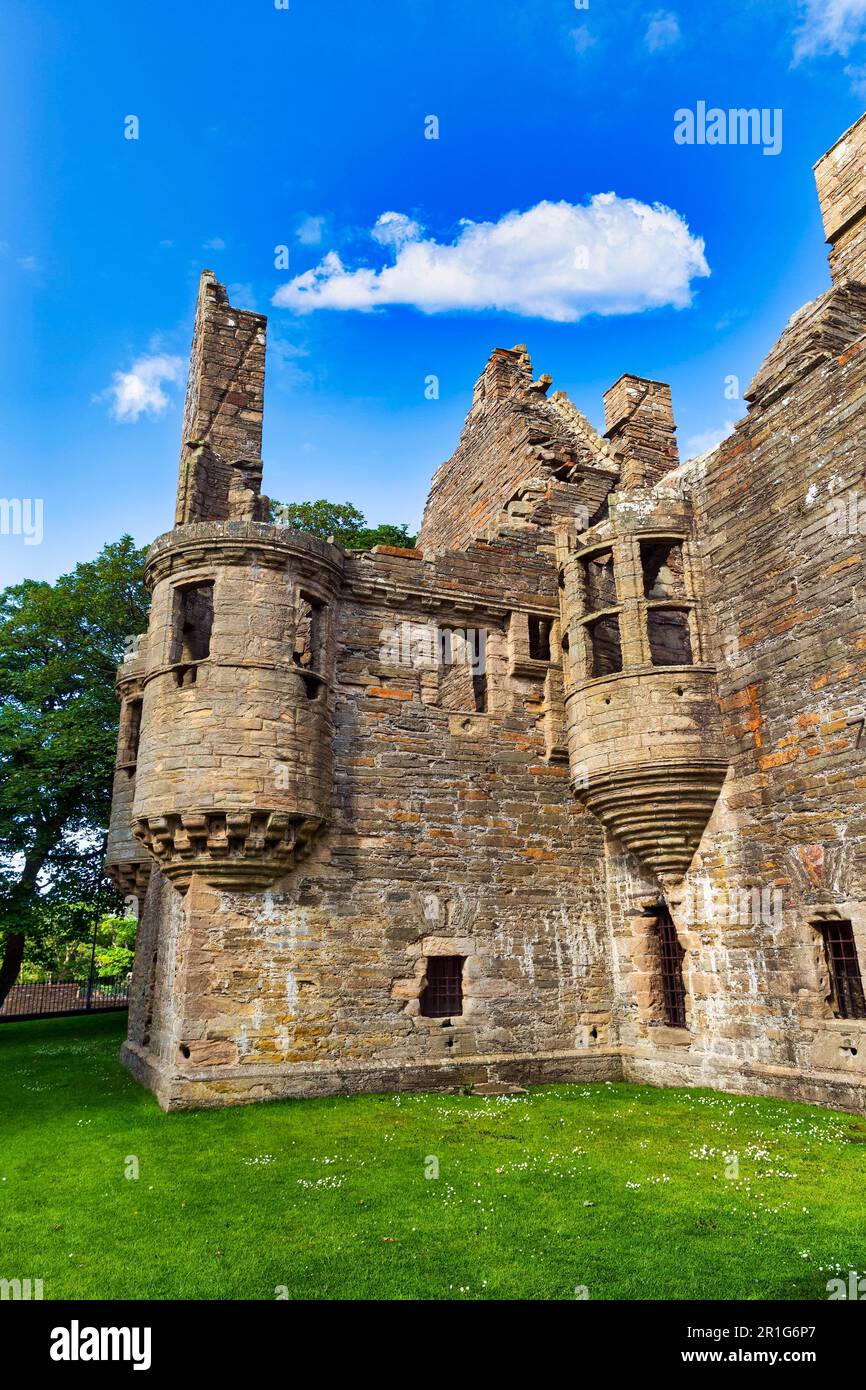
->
[300,672,322,701]
[420,956,464,1018]
[585,613,623,678]
[657,906,687,1028]
[821,921,866,1020]
[294,593,326,672]
[171,582,214,664]
[528,615,552,662]
[647,607,693,666]
[119,697,143,768]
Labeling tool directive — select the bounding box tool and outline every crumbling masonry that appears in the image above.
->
[108,115,866,1111]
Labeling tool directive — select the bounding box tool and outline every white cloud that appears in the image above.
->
[371,211,422,248]
[685,420,736,458]
[793,0,866,61]
[17,255,40,272]
[570,24,596,56]
[297,215,326,245]
[645,10,681,52]
[203,236,226,251]
[272,195,709,323]
[97,353,185,423]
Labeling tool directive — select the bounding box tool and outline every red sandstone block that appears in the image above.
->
[370,545,422,558]
[759,747,801,769]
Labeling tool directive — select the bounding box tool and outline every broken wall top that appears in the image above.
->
[175,272,270,526]
[418,346,618,553]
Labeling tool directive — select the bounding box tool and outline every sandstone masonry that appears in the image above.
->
[107,116,866,1112]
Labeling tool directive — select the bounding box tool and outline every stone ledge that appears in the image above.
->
[121,1041,623,1111]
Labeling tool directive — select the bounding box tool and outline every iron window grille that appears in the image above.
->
[420,956,464,1018]
[656,907,687,1029]
[821,921,866,1020]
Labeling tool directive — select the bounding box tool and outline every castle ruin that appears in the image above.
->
[107,114,866,1112]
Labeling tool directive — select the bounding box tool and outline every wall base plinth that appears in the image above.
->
[119,1038,866,1116]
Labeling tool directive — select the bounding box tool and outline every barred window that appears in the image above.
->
[657,907,687,1029]
[420,956,464,1018]
[821,921,866,1020]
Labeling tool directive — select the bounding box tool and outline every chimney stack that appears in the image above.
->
[603,374,679,489]
[814,112,866,286]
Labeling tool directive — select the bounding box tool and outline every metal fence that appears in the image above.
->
[0,973,130,1022]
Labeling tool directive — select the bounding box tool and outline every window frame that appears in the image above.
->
[419,955,465,1019]
[820,920,866,1020]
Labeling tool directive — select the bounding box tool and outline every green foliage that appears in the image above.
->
[19,910,137,982]
[269,498,417,550]
[0,536,149,975]
[94,915,136,980]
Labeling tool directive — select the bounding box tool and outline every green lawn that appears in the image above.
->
[1,1013,865,1300]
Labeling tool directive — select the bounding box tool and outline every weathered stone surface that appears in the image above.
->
[111,115,866,1114]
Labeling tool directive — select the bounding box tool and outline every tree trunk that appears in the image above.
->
[0,931,25,1009]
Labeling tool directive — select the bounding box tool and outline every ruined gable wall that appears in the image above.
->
[419,348,616,553]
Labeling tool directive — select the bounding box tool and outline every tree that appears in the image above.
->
[17,902,136,983]
[269,498,417,550]
[0,536,149,1006]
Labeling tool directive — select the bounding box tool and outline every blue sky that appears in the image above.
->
[2,0,865,584]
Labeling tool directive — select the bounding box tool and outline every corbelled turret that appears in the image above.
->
[557,378,728,885]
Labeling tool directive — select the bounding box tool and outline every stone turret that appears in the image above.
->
[109,273,343,893]
[557,377,727,885]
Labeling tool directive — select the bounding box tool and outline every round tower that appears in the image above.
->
[129,522,343,891]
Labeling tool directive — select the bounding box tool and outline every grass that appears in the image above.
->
[1,1014,865,1300]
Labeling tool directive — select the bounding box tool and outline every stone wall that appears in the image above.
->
[122,524,620,1108]
[616,280,866,1109]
